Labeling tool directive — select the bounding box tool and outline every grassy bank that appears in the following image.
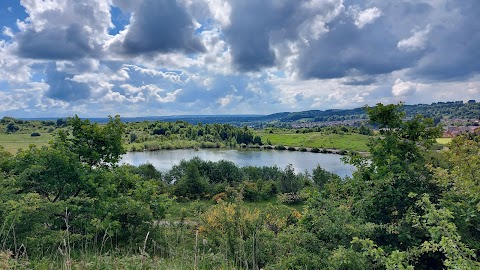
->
[257,131,370,152]
[0,132,53,153]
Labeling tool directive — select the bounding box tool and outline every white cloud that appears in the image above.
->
[123,64,185,83]
[217,94,241,107]
[0,42,33,84]
[309,16,329,40]
[350,6,382,29]
[398,25,432,51]
[0,91,28,111]
[2,27,14,38]
[205,0,231,27]
[392,78,417,97]
[155,88,182,103]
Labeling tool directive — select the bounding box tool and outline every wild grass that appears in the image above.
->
[166,198,303,222]
[1,198,298,270]
[0,214,237,270]
[257,131,370,152]
[0,133,53,154]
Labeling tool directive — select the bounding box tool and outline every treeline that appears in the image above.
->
[125,121,262,151]
[273,101,480,124]
[403,101,480,122]
[276,124,373,135]
[0,116,67,134]
[1,105,480,269]
[280,107,367,122]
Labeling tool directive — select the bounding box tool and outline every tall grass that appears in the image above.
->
[0,219,238,269]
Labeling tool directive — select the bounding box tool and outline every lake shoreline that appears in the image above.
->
[121,147,356,177]
[127,144,369,156]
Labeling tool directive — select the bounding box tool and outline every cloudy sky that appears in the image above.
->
[0,0,479,117]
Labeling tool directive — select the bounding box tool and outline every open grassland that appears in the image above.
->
[257,131,371,152]
[436,137,452,145]
[0,133,53,153]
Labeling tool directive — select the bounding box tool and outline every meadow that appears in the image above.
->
[0,132,53,153]
[256,130,371,152]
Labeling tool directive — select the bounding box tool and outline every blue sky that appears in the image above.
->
[0,0,479,117]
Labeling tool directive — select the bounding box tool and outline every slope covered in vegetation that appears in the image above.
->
[1,104,479,269]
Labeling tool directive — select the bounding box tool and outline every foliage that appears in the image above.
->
[60,115,126,167]
[125,120,261,151]
[277,164,302,194]
[0,116,173,260]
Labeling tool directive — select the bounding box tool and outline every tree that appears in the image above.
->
[13,145,85,202]
[278,164,302,193]
[5,122,19,133]
[56,115,126,167]
[56,118,67,127]
[349,103,442,249]
[312,165,339,189]
[174,162,210,199]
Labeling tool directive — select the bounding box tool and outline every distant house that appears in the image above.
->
[443,126,480,137]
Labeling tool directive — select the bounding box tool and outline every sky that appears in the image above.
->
[0,0,479,118]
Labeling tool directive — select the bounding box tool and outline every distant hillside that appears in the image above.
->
[16,100,479,126]
[269,101,479,124]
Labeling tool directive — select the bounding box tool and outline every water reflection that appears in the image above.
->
[121,148,355,178]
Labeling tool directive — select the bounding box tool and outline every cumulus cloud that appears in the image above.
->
[118,0,205,55]
[392,78,417,97]
[397,25,431,51]
[15,0,111,60]
[0,91,28,111]
[350,6,382,29]
[123,64,185,84]
[205,0,231,27]
[225,0,345,72]
[45,64,91,101]
[1,0,480,117]
[119,84,182,104]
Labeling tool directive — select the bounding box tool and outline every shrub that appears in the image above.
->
[311,147,320,153]
[277,192,301,204]
[298,147,307,152]
[275,145,286,150]
[287,146,296,151]
[30,132,41,137]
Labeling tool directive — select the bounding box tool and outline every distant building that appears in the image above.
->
[443,126,480,137]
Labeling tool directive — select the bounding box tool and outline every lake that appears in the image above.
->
[121,148,355,177]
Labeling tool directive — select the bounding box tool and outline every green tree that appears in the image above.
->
[5,122,19,133]
[278,164,302,193]
[13,145,85,202]
[174,162,210,199]
[312,165,339,189]
[360,103,441,225]
[56,115,125,167]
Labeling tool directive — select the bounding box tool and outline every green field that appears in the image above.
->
[436,138,452,145]
[257,131,371,152]
[0,133,53,153]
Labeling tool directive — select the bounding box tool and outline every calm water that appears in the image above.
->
[121,148,355,177]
